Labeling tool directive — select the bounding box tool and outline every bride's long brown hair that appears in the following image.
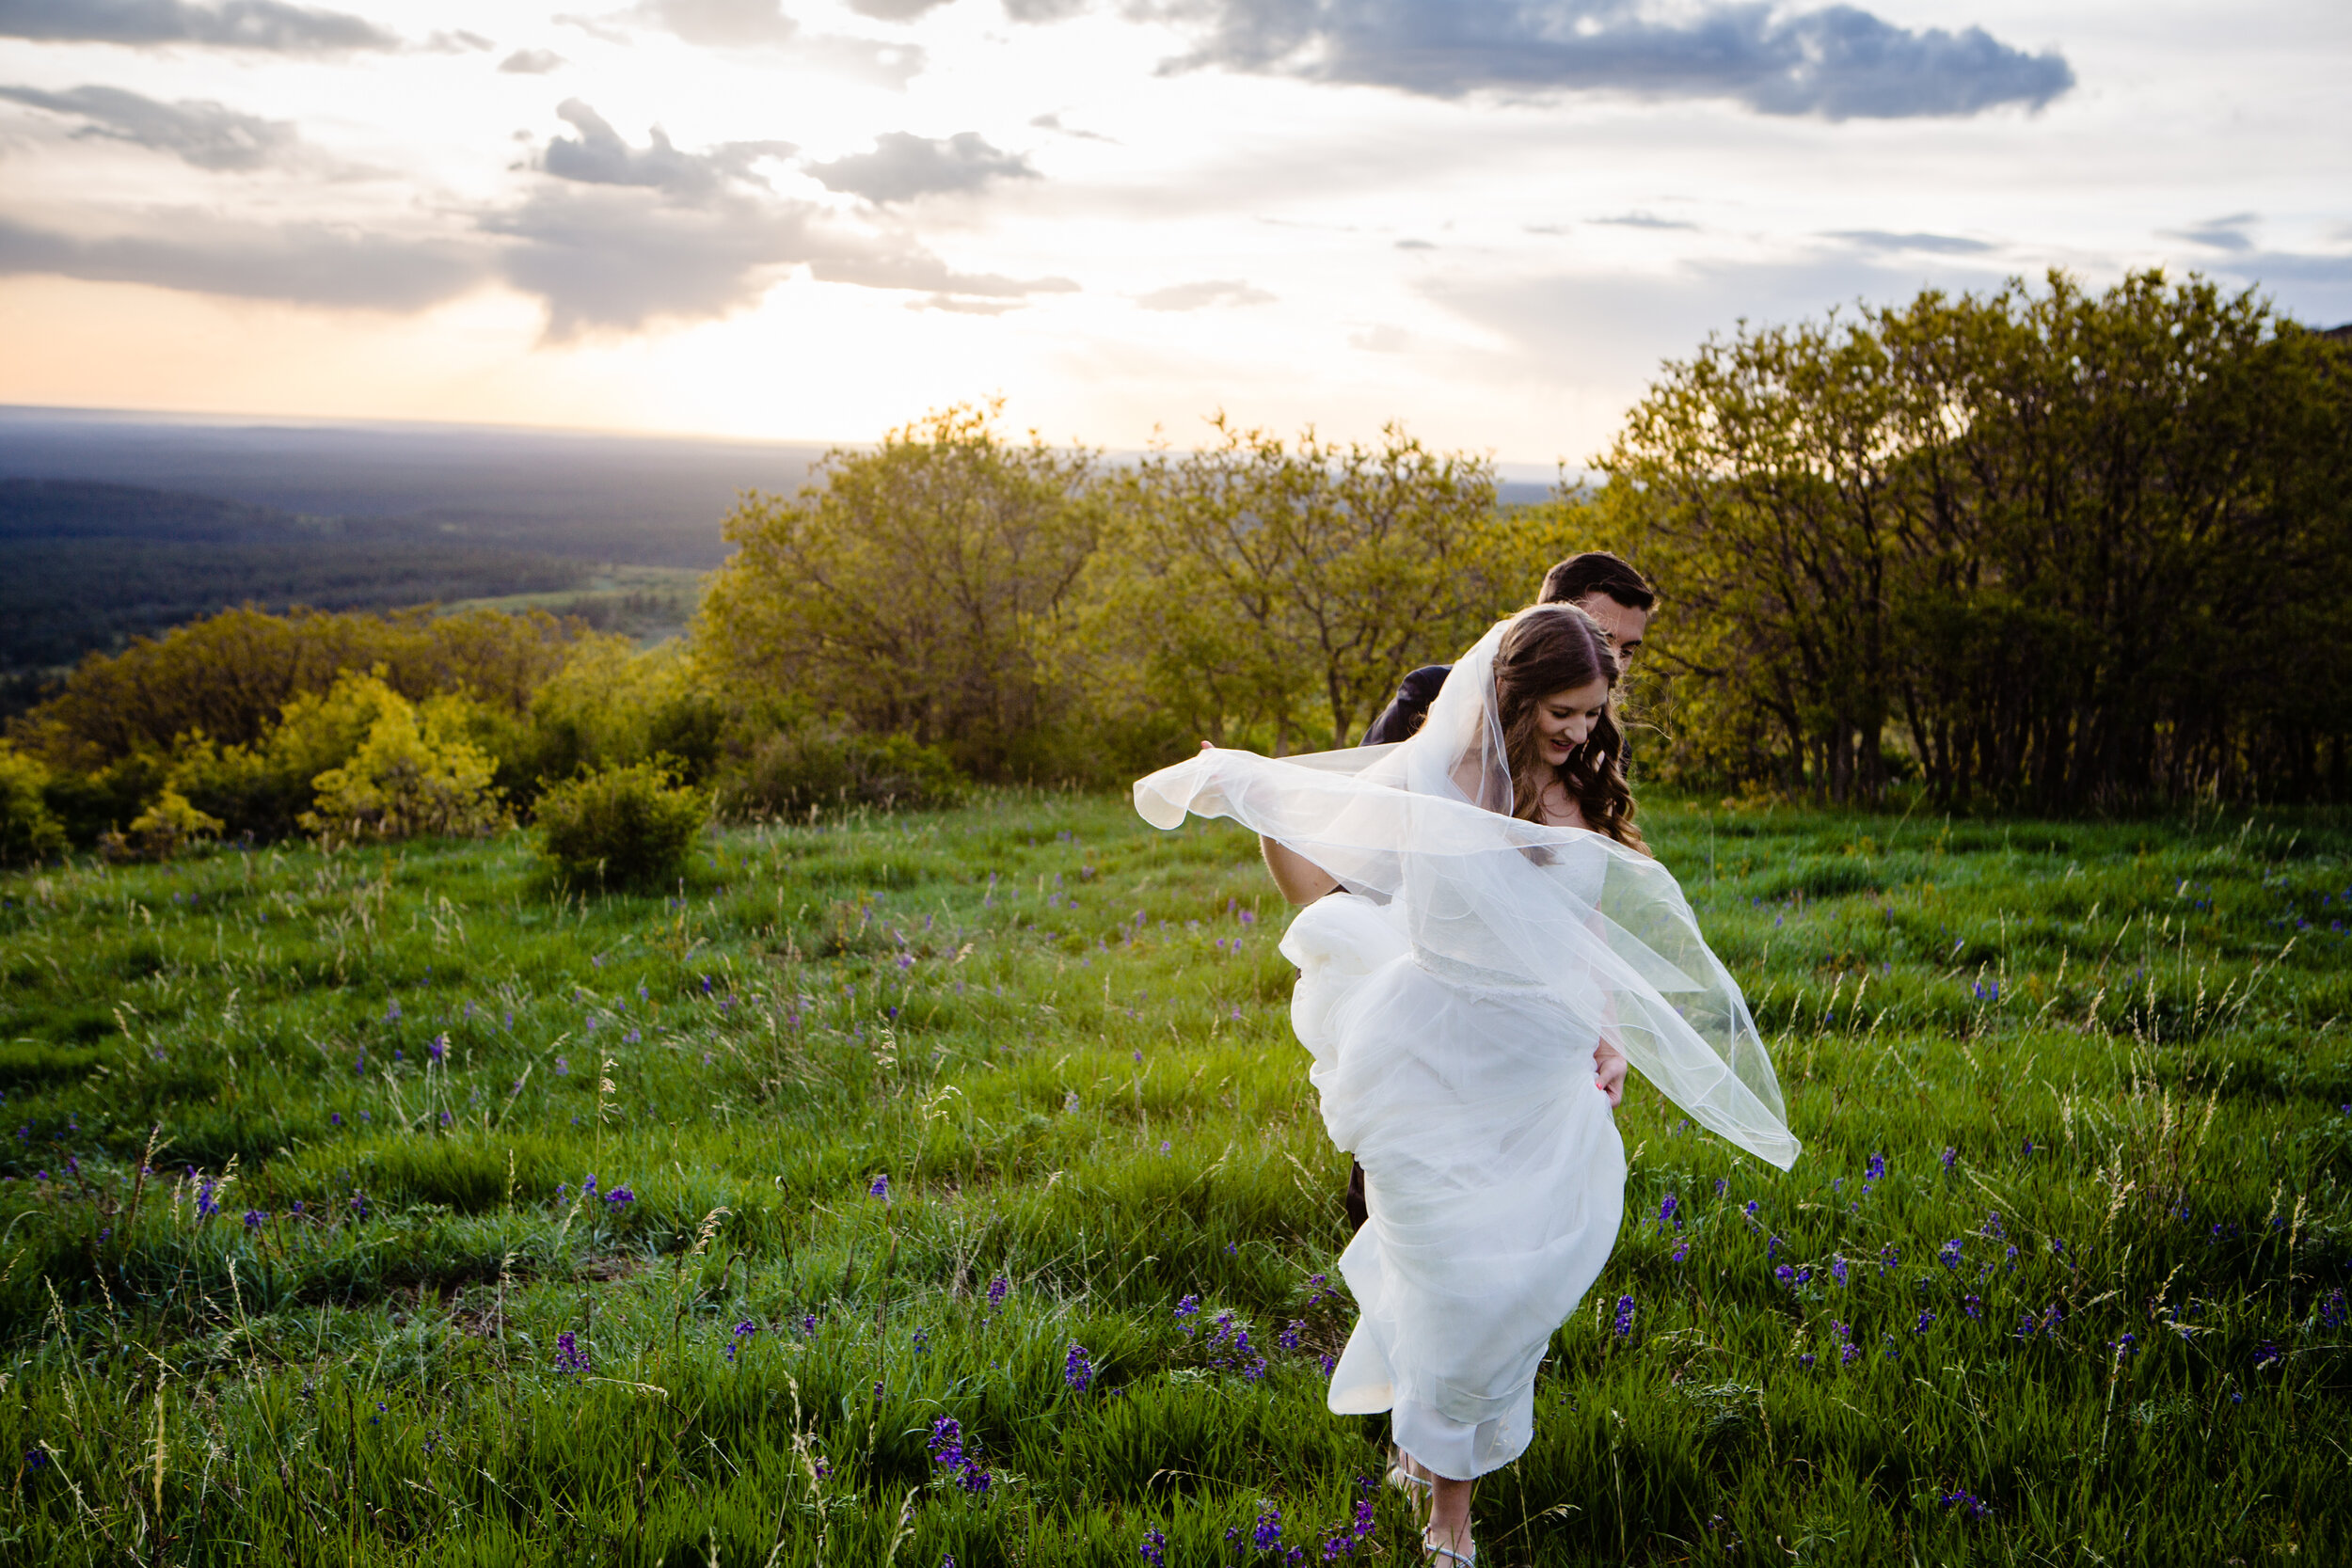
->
[1494,604,1646,852]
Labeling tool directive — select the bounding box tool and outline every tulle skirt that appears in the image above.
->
[1283,893,1627,1481]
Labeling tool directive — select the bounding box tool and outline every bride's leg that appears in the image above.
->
[1425,1474,1473,1556]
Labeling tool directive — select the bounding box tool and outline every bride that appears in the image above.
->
[1134,603,1799,1563]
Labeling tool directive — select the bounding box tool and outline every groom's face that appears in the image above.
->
[1574,594,1651,667]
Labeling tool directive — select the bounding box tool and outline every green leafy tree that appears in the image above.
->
[695,403,1099,779]
[1080,417,1511,754]
[1603,270,2352,807]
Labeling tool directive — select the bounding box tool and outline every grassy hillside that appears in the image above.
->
[0,794,2346,1565]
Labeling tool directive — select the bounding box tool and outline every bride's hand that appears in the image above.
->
[1594,1038,1628,1107]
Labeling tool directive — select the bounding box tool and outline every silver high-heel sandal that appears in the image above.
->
[1422,1524,1476,1564]
[1385,1449,1434,1518]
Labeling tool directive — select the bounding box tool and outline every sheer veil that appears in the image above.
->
[1134,607,1800,1170]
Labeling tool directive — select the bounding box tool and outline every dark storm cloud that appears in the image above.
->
[1133,0,2074,119]
[0,0,397,51]
[541,100,795,199]
[0,83,300,170]
[0,212,484,309]
[806,132,1036,203]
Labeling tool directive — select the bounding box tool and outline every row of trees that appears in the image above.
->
[4,269,2346,852]
[1599,271,2352,808]
[696,403,1574,778]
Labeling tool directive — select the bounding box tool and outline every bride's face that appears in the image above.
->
[1534,679,1610,767]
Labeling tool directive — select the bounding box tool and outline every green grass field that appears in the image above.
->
[1,792,2347,1565]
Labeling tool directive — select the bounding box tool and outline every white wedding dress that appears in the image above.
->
[1135,608,1799,1480]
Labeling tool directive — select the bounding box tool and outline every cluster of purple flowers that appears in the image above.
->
[1065,1342,1095,1393]
[1830,1320,1859,1366]
[1612,1294,1636,1338]
[2015,1304,2064,1339]
[1939,1489,1993,1521]
[927,1416,993,1494]
[552,1331,592,1376]
[1225,1502,1306,1562]
[1318,1493,1377,1560]
[1196,1311,1268,1381]
[987,1276,1010,1313]
[725,1321,758,1364]
[1138,1525,1168,1565]
[869,1174,892,1203]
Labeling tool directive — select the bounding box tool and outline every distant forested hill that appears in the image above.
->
[0,479,584,710]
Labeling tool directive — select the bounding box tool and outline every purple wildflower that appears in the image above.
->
[1139,1528,1168,1567]
[429,1034,447,1063]
[554,1056,569,1075]
[1064,1341,1094,1392]
[1940,1146,1957,1172]
[604,1187,634,1206]
[1939,1238,1963,1270]
[553,1331,591,1376]
[1252,1503,1284,1551]
[987,1276,1009,1311]
[1612,1294,1635,1338]
[243,1209,265,1230]
[869,1174,891,1203]
[1865,1151,1886,1181]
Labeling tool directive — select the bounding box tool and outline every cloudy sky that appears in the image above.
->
[0,0,2345,468]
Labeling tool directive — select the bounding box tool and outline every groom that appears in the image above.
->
[1341,550,1655,1232]
[1361,549,1655,745]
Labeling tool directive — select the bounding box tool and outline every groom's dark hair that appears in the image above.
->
[1540,551,1654,611]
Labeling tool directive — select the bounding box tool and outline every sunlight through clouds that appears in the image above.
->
[0,0,2344,460]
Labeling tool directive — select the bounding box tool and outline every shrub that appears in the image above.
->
[298,686,507,847]
[102,787,224,863]
[523,639,724,790]
[717,721,961,820]
[8,604,580,771]
[534,762,708,890]
[0,747,66,866]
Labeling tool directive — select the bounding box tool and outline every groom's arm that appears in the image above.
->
[1361,664,1453,746]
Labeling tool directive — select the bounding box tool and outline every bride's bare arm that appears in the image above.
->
[1262,836,1340,905]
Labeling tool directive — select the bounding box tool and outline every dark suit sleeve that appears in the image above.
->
[1362,664,1452,746]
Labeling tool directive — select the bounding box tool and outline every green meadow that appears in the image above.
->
[1,793,2347,1566]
